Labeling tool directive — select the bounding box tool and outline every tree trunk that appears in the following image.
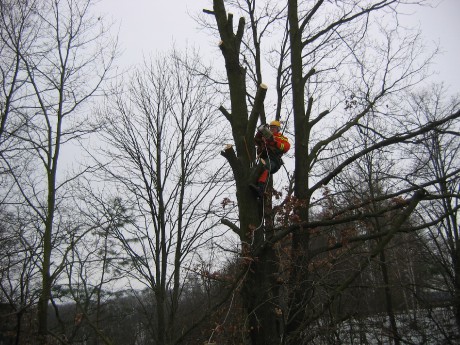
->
[286,0,313,342]
[38,164,58,344]
[242,244,282,345]
[212,1,274,343]
[379,249,401,345]
[454,239,460,333]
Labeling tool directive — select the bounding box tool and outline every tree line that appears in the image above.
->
[0,0,459,344]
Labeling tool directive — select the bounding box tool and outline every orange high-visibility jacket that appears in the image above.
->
[255,131,290,158]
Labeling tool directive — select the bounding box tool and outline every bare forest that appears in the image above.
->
[0,0,459,345]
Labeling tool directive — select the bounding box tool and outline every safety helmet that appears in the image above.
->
[270,120,281,127]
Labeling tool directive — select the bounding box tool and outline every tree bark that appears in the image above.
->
[379,249,401,345]
[212,1,281,343]
[285,1,314,342]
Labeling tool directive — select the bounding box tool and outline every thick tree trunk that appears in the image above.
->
[379,250,401,345]
[242,244,282,345]
[38,170,58,344]
[212,2,274,344]
[454,240,460,334]
[286,0,313,342]
[37,276,51,342]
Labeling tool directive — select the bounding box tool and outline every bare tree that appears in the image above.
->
[200,1,460,344]
[97,49,230,345]
[407,85,460,336]
[0,0,39,325]
[0,207,40,345]
[45,189,131,345]
[0,0,42,218]
[0,0,116,343]
[0,0,37,147]
[316,117,403,344]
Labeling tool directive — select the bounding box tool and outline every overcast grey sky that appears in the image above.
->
[95,0,459,93]
[411,0,460,91]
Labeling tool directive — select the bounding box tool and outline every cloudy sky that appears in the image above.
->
[95,0,459,92]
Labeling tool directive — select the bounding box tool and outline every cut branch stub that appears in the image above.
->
[227,12,234,33]
[248,83,268,138]
[213,0,245,57]
[236,17,245,44]
[221,144,239,171]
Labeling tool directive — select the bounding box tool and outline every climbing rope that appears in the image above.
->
[251,143,271,244]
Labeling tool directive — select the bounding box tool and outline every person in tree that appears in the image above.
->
[250,120,290,198]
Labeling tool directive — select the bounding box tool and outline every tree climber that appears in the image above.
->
[250,120,290,198]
